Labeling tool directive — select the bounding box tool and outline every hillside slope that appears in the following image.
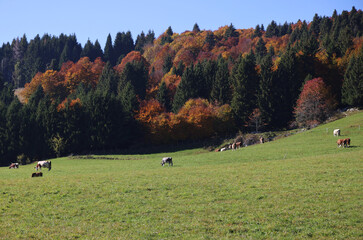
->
[0,112,362,239]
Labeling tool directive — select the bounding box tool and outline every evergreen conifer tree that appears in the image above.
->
[104,34,115,65]
[342,48,363,107]
[210,57,230,104]
[230,53,258,129]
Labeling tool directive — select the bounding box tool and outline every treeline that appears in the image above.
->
[0,8,362,165]
[0,30,155,88]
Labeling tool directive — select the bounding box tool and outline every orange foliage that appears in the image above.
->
[41,70,66,99]
[64,57,104,93]
[135,98,234,143]
[57,98,82,112]
[21,57,105,102]
[114,51,149,73]
[20,73,42,102]
[161,73,181,98]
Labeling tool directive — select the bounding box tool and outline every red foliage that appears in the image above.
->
[294,78,337,127]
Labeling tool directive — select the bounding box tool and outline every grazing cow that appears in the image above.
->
[35,161,51,171]
[32,172,43,177]
[220,147,227,152]
[161,157,173,166]
[232,142,242,150]
[333,129,340,136]
[344,138,351,148]
[9,163,19,169]
[260,137,265,144]
[337,139,345,147]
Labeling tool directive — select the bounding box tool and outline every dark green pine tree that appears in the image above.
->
[253,24,262,38]
[224,23,237,39]
[193,23,200,33]
[21,86,47,161]
[157,81,170,111]
[58,42,72,69]
[5,98,23,161]
[114,32,124,63]
[81,39,103,61]
[0,100,8,165]
[265,20,278,37]
[135,31,146,52]
[255,37,267,64]
[161,27,174,45]
[81,40,95,60]
[145,30,155,44]
[172,65,198,113]
[210,57,231,104]
[342,48,363,107]
[93,40,103,59]
[119,61,148,100]
[162,55,173,74]
[193,61,206,99]
[83,89,128,151]
[202,59,217,100]
[97,62,119,96]
[274,46,302,128]
[230,52,259,129]
[257,55,276,128]
[104,34,115,65]
[300,31,319,57]
[337,27,353,56]
[118,80,138,116]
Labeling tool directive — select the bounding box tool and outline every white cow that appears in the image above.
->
[35,161,52,171]
[333,129,340,136]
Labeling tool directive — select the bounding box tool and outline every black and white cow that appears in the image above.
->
[161,157,173,166]
[35,161,52,171]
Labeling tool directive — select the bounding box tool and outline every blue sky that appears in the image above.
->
[0,0,361,48]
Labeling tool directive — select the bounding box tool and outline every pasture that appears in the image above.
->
[0,112,362,239]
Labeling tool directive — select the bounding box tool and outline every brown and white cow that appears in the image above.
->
[9,163,19,169]
[337,139,345,147]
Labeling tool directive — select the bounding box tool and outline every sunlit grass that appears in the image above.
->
[0,112,362,239]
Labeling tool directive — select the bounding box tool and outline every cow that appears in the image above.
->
[337,139,345,147]
[32,172,43,177]
[35,161,51,171]
[232,142,242,150]
[344,138,351,148]
[9,163,19,169]
[333,129,340,136]
[161,157,173,166]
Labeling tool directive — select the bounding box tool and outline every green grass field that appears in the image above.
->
[1,112,362,239]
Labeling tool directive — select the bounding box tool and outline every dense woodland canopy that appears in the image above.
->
[0,8,362,165]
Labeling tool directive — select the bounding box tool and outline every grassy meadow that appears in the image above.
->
[0,112,362,239]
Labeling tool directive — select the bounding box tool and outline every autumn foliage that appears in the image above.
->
[20,57,104,102]
[294,78,337,127]
[135,98,234,143]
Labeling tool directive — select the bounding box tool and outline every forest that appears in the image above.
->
[0,8,362,165]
